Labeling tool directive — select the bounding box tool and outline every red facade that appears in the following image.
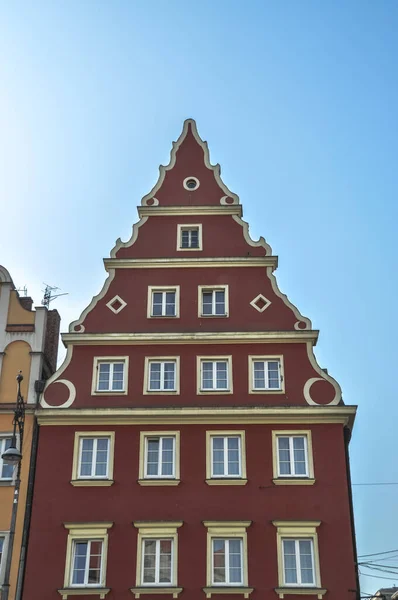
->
[23,120,358,600]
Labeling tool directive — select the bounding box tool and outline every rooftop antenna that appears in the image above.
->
[16,286,28,297]
[41,284,68,308]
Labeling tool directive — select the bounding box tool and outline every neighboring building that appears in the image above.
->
[0,266,60,599]
[371,589,398,600]
[23,120,359,599]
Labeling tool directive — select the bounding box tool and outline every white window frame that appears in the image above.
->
[198,285,229,318]
[147,286,180,319]
[211,538,243,586]
[177,224,203,251]
[91,356,129,396]
[0,436,15,482]
[138,431,181,485]
[211,436,241,478]
[282,538,316,587]
[197,356,233,394]
[78,437,110,480]
[144,436,176,479]
[71,432,115,486]
[70,539,104,587]
[141,538,174,586]
[277,436,308,478]
[144,357,180,395]
[205,431,247,485]
[272,431,315,484]
[248,355,284,393]
[0,532,10,585]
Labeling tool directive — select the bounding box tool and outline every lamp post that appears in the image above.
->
[1,372,25,600]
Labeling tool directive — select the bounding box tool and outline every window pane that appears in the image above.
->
[283,540,297,584]
[227,437,240,476]
[152,292,163,316]
[165,292,176,316]
[278,437,291,475]
[253,362,266,389]
[98,363,110,390]
[72,542,88,585]
[267,361,280,388]
[213,539,225,583]
[202,292,213,315]
[202,362,214,389]
[163,363,175,390]
[147,439,160,476]
[215,291,225,315]
[216,362,227,389]
[299,540,314,584]
[1,439,14,479]
[149,363,161,390]
[212,438,225,476]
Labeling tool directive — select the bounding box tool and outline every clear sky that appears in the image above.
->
[1,1,397,593]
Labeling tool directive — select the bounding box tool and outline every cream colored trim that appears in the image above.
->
[104,257,277,270]
[197,356,233,394]
[272,478,315,486]
[250,294,271,313]
[62,330,318,347]
[71,432,115,482]
[109,216,149,259]
[198,285,229,318]
[275,588,327,599]
[138,431,180,481]
[183,176,200,190]
[203,587,253,598]
[143,357,180,395]
[58,589,110,599]
[204,522,251,589]
[133,522,183,589]
[91,356,129,395]
[205,430,246,481]
[69,269,116,333]
[138,479,181,487]
[272,430,314,481]
[140,119,239,207]
[106,295,127,314]
[304,341,342,406]
[37,405,357,429]
[62,522,113,590]
[70,479,114,487]
[131,587,183,598]
[248,355,285,394]
[176,224,203,251]
[273,521,322,590]
[41,345,75,408]
[266,267,311,330]
[138,206,242,217]
[232,214,272,255]
[147,286,180,319]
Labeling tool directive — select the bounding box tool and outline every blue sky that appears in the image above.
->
[1,1,398,593]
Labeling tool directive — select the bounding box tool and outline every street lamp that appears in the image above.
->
[1,372,25,600]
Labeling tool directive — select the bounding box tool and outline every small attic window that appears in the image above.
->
[183,177,200,191]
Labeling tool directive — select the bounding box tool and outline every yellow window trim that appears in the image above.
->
[197,285,229,318]
[248,355,285,394]
[91,356,129,396]
[271,430,314,481]
[146,286,181,319]
[62,522,113,589]
[133,522,183,589]
[203,521,251,588]
[272,521,322,590]
[197,356,233,394]
[205,431,246,480]
[275,588,327,599]
[58,589,110,599]
[143,357,180,395]
[131,587,183,598]
[203,587,254,598]
[176,223,203,251]
[138,431,180,481]
[71,432,115,483]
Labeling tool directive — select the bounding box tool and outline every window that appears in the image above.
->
[248,356,284,392]
[272,431,314,485]
[0,438,14,480]
[198,357,232,393]
[132,521,183,597]
[0,534,9,585]
[71,432,115,486]
[71,539,104,586]
[177,224,202,251]
[61,522,112,596]
[138,432,180,485]
[205,432,247,484]
[203,521,252,597]
[199,286,229,317]
[91,357,129,395]
[144,358,180,394]
[273,521,324,597]
[148,287,180,318]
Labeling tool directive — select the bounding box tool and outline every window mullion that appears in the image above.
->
[109,363,114,390]
[212,362,216,389]
[84,540,91,585]
[225,539,230,584]
[223,438,228,476]
[289,437,295,476]
[155,539,160,584]
[160,363,165,391]
[159,438,163,476]
[265,361,269,389]
[162,292,166,316]
[93,438,98,477]
[296,540,301,584]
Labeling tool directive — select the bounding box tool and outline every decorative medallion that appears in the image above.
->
[250,294,272,313]
[106,295,127,314]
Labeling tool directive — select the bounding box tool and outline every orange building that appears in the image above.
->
[0,266,60,600]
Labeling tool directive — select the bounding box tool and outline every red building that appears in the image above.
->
[23,120,358,600]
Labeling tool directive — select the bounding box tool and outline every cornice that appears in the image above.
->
[36,405,357,430]
[103,256,278,270]
[61,330,319,346]
[138,205,242,217]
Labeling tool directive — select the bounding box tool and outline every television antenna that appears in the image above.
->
[41,284,68,308]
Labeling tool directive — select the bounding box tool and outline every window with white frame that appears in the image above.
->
[145,436,175,478]
[179,226,200,249]
[0,535,6,580]
[201,288,227,317]
[211,436,241,478]
[148,360,177,392]
[151,290,176,317]
[200,360,229,391]
[78,437,110,479]
[0,439,13,480]
[212,538,243,585]
[70,539,104,586]
[252,359,282,390]
[282,539,315,586]
[96,360,125,392]
[142,538,173,585]
[277,436,308,478]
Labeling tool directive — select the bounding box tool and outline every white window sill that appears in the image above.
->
[0,480,15,487]
[70,479,114,487]
[273,478,315,486]
[137,479,180,487]
[203,587,253,598]
[58,588,110,599]
[206,479,247,486]
[130,587,183,598]
[275,587,327,599]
